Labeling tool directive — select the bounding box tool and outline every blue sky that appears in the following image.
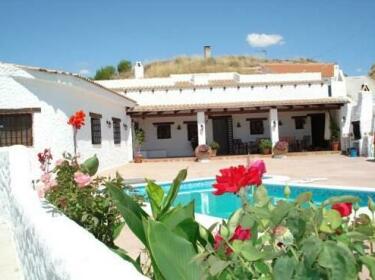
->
[1,0,374,77]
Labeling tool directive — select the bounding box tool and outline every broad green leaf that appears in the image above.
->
[232,240,265,261]
[107,182,149,246]
[254,261,271,275]
[159,201,195,229]
[301,236,323,268]
[284,185,291,198]
[273,255,298,280]
[271,201,294,226]
[319,209,342,233]
[254,185,269,207]
[111,247,143,273]
[146,180,164,219]
[172,218,199,247]
[318,241,357,280]
[295,192,312,206]
[360,256,375,279]
[368,196,375,212]
[227,208,243,233]
[321,195,359,207]
[286,213,306,241]
[159,169,187,217]
[147,220,201,280]
[197,224,214,247]
[207,255,229,276]
[80,154,99,176]
[112,222,126,240]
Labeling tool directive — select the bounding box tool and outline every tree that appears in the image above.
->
[94,66,116,80]
[369,64,375,80]
[117,60,132,73]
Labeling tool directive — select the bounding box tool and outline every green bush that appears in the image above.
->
[259,139,272,152]
[117,60,132,73]
[109,165,375,280]
[94,66,116,80]
[210,141,220,151]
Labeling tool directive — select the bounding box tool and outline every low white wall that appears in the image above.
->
[0,146,147,280]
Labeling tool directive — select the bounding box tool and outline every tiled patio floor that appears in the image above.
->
[104,154,375,188]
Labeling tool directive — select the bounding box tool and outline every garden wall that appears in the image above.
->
[0,146,148,280]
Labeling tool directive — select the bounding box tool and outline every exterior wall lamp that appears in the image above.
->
[123,123,128,130]
[177,124,181,130]
[106,120,111,128]
[237,122,241,128]
[342,116,346,123]
[272,120,277,128]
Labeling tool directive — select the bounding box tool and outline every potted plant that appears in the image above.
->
[273,140,289,156]
[134,128,145,163]
[330,117,340,151]
[194,144,212,161]
[259,139,272,155]
[209,141,220,156]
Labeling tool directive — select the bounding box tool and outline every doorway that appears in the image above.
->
[212,117,230,155]
[310,113,327,149]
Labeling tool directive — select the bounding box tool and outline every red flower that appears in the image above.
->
[214,225,251,255]
[230,225,251,241]
[332,202,352,217]
[213,165,262,195]
[68,110,86,129]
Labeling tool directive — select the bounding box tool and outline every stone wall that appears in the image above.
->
[0,146,147,280]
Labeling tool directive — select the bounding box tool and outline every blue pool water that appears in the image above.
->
[134,179,375,219]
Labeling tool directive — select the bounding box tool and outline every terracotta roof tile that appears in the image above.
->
[262,63,335,78]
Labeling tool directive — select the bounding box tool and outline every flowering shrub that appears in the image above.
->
[67,110,86,156]
[109,160,375,279]
[274,140,288,153]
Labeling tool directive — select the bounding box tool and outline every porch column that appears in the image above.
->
[269,108,279,147]
[197,111,206,145]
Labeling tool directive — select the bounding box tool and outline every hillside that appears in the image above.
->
[370,64,375,80]
[115,56,319,79]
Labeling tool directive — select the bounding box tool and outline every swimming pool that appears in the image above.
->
[134,178,375,219]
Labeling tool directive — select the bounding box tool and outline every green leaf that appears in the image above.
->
[159,201,195,228]
[254,185,269,207]
[295,192,312,206]
[80,154,99,176]
[321,195,359,207]
[273,255,297,280]
[318,241,357,280]
[146,180,164,219]
[271,201,293,226]
[319,209,342,233]
[284,185,291,199]
[159,169,187,218]
[107,182,149,246]
[112,222,125,240]
[197,224,214,247]
[146,220,201,280]
[301,236,323,268]
[111,247,143,274]
[207,255,229,276]
[360,256,375,279]
[368,197,375,212]
[227,208,243,233]
[232,241,265,261]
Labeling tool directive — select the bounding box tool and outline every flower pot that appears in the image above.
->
[195,145,212,161]
[134,152,143,163]
[211,149,217,157]
[331,141,340,151]
[262,148,271,155]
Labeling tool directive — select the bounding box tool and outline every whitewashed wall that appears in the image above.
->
[123,83,331,106]
[0,65,134,177]
[0,146,147,280]
[136,110,336,157]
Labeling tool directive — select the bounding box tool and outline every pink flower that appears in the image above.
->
[248,160,266,177]
[55,159,64,166]
[74,171,92,188]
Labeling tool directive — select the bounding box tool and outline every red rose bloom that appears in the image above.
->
[332,202,352,217]
[230,225,251,241]
[214,225,251,255]
[68,110,86,129]
[213,165,262,195]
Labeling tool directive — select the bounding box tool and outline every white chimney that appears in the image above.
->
[134,61,144,79]
[204,46,212,59]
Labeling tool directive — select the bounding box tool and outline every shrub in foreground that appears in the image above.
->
[109,160,375,280]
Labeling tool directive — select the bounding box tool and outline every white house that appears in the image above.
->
[0,62,136,175]
[342,76,375,157]
[97,62,349,158]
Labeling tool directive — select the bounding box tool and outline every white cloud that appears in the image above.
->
[79,69,90,76]
[246,33,284,48]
